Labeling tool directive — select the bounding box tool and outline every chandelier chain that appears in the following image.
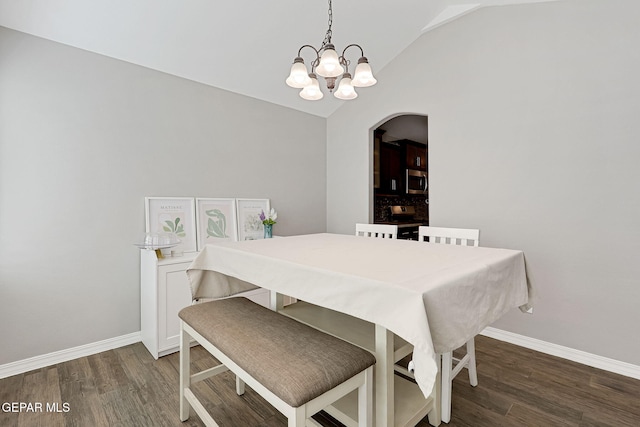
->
[322,0,333,47]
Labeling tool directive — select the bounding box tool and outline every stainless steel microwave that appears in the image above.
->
[406,169,428,194]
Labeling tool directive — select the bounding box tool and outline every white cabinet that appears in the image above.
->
[140,250,271,358]
[140,250,196,359]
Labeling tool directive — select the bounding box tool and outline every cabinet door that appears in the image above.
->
[158,262,193,353]
[406,142,427,171]
[373,131,382,189]
[380,142,403,193]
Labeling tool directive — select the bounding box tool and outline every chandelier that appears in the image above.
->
[285,0,377,101]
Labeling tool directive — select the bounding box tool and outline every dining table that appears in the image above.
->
[186,233,532,427]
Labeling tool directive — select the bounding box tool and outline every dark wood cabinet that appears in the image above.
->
[375,138,427,195]
[379,141,403,193]
[405,140,427,171]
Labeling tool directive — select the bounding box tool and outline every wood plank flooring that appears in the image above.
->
[1,335,639,426]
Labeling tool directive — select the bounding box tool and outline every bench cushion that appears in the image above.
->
[179,297,376,408]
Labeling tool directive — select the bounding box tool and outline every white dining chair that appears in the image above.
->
[399,225,480,423]
[417,226,480,247]
[355,223,398,239]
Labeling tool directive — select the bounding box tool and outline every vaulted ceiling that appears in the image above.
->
[0,0,557,117]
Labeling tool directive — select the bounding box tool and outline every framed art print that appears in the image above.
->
[236,198,270,241]
[195,198,238,250]
[145,197,197,253]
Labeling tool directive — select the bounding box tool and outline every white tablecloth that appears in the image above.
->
[186,233,532,398]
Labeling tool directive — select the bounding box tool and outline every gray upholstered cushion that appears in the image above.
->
[179,297,376,408]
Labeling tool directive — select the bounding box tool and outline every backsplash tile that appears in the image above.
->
[374,194,429,222]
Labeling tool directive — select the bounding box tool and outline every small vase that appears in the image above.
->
[263,224,273,239]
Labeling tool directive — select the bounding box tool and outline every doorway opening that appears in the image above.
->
[372,114,429,240]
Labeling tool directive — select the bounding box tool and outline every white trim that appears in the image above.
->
[4,327,639,384]
[0,332,141,379]
[482,327,640,380]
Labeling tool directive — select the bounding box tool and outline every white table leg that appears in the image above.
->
[428,354,442,426]
[269,290,284,311]
[467,339,478,387]
[440,352,452,423]
[375,324,394,427]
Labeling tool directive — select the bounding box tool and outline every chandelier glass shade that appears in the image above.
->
[285,0,377,101]
[285,58,312,88]
[334,73,357,100]
[299,73,324,100]
[352,58,377,87]
[315,44,343,78]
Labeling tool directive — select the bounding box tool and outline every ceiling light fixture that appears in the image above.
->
[285,0,377,101]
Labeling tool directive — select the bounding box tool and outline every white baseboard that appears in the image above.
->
[3,328,639,382]
[0,332,141,380]
[482,327,640,380]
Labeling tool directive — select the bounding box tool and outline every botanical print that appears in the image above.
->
[195,198,238,250]
[236,199,270,241]
[244,214,262,235]
[161,215,186,238]
[145,197,197,253]
[205,209,229,238]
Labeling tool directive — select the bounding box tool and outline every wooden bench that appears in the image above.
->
[178,297,376,427]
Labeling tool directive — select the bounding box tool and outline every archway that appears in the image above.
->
[372,114,429,239]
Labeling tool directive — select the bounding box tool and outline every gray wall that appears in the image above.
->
[327,0,640,364]
[0,27,326,365]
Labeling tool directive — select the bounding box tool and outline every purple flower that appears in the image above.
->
[259,210,266,222]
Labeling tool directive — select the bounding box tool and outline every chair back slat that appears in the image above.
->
[418,226,480,247]
[355,223,398,239]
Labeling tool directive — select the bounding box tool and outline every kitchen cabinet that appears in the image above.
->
[379,141,403,194]
[405,140,427,171]
[376,139,427,195]
[140,250,271,358]
[373,130,382,189]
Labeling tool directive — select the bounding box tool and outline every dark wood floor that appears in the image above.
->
[1,335,639,427]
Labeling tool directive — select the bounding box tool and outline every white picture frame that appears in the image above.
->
[195,198,238,250]
[145,197,197,253]
[236,198,270,241]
